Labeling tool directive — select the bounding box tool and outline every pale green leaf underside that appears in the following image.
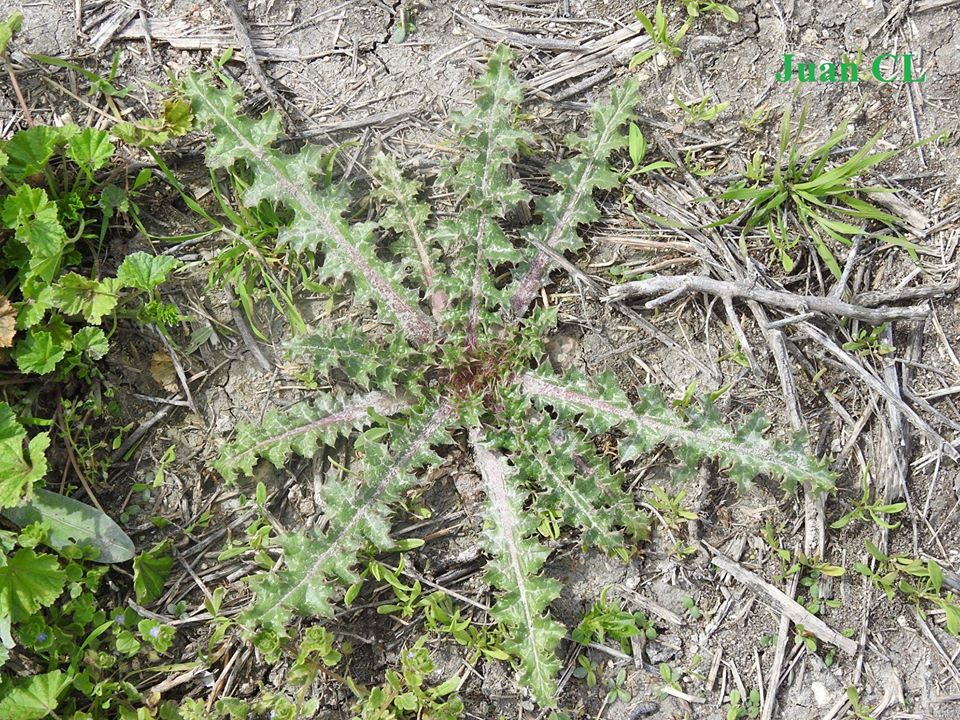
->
[518,368,835,493]
[240,403,454,633]
[183,74,435,347]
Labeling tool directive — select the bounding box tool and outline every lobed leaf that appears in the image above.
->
[241,402,455,633]
[508,80,641,317]
[214,391,411,483]
[518,367,835,494]
[183,74,435,347]
[0,402,50,507]
[470,427,565,707]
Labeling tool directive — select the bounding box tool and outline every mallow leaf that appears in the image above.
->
[116,252,181,291]
[12,330,66,374]
[66,127,115,173]
[0,669,72,719]
[0,402,50,507]
[52,273,122,324]
[0,126,60,181]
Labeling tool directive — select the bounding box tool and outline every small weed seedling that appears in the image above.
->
[673,93,729,125]
[685,0,740,22]
[831,472,906,531]
[189,46,834,708]
[646,484,699,531]
[349,638,464,720]
[841,324,895,358]
[856,543,960,634]
[726,688,761,720]
[630,1,692,69]
[573,587,658,653]
[714,103,941,277]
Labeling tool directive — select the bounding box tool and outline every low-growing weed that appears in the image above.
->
[573,587,658,653]
[831,472,906,531]
[630,1,692,69]
[856,543,960,634]
[189,46,833,709]
[673,93,729,124]
[713,103,942,277]
[726,688,761,720]
[348,638,464,720]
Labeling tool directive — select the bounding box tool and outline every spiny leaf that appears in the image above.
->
[470,427,564,707]
[515,420,642,551]
[369,154,438,295]
[439,45,530,344]
[287,323,422,394]
[183,74,435,347]
[518,367,835,494]
[214,391,411,483]
[509,80,641,317]
[241,402,455,634]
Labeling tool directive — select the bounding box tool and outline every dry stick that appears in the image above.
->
[798,323,958,460]
[222,0,293,124]
[3,56,34,126]
[606,274,931,324]
[223,286,273,372]
[138,0,155,62]
[156,327,198,416]
[451,10,586,51]
[711,550,858,656]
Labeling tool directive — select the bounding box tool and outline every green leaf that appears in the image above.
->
[628,122,646,165]
[0,403,49,508]
[471,428,564,707]
[518,368,835,494]
[111,98,194,148]
[116,252,182,291]
[66,127,115,172]
[0,548,65,648]
[52,273,122,324]
[508,79,640,316]
[215,391,410,483]
[12,331,65,374]
[134,541,173,604]
[1,186,67,288]
[72,326,109,360]
[0,126,60,181]
[0,11,24,54]
[183,73,435,346]
[240,403,453,634]
[0,670,72,720]
[1,488,135,562]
